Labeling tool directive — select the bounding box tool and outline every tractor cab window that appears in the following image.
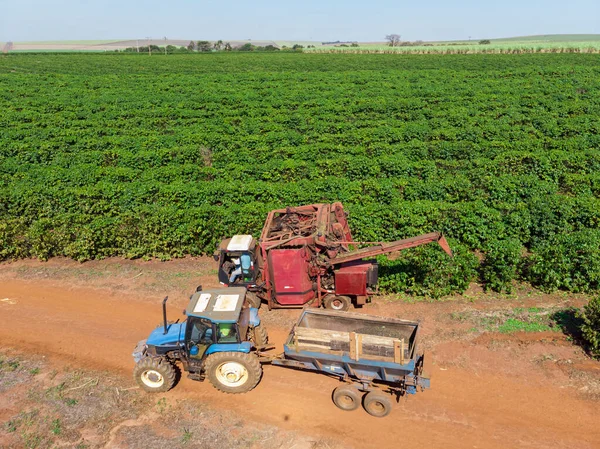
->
[217,323,239,343]
[187,318,213,346]
[186,317,214,359]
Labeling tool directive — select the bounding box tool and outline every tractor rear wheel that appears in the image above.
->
[245,292,262,309]
[332,385,361,411]
[133,357,177,393]
[363,391,392,418]
[248,323,269,347]
[205,351,262,394]
[324,295,351,311]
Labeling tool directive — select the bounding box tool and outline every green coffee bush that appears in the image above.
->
[480,238,524,293]
[525,230,600,293]
[377,240,478,298]
[580,296,600,358]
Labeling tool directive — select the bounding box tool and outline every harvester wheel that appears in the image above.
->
[363,391,392,418]
[248,324,269,347]
[332,385,361,411]
[133,357,177,393]
[245,292,262,309]
[205,351,262,394]
[324,295,351,311]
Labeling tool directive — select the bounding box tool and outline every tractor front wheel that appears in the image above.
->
[133,357,177,393]
[324,295,351,311]
[205,351,262,394]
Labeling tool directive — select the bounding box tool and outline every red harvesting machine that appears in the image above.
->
[214,203,452,310]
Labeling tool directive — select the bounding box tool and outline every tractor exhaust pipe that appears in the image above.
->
[162,296,169,335]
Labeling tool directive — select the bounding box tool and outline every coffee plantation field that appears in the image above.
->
[1,53,599,296]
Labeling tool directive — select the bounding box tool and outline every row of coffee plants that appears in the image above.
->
[1,53,599,296]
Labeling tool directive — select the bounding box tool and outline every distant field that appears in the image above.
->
[306,34,600,54]
[308,40,600,54]
[274,40,321,47]
[5,38,279,52]
[5,34,600,53]
[492,34,600,42]
[13,39,121,45]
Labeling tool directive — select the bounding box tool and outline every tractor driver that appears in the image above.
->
[228,257,242,283]
[217,323,237,343]
[227,253,254,284]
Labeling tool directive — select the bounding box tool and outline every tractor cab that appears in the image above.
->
[215,235,259,286]
[184,287,258,361]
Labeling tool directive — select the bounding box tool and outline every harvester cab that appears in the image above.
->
[215,235,259,287]
[132,287,268,394]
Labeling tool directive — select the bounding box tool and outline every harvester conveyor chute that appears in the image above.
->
[328,232,453,266]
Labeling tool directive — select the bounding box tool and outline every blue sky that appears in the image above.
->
[1,0,599,42]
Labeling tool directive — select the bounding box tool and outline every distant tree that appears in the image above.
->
[213,40,224,51]
[197,40,212,52]
[263,45,279,51]
[2,42,13,54]
[224,42,232,51]
[238,43,254,51]
[479,39,491,45]
[385,34,401,47]
[292,44,304,50]
[351,42,359,47]
[187,40,196,52]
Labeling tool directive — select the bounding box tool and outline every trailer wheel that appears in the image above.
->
[332,385,361,411]
[133,357,177,393]
[248,323,269,346]
[363,391,392,418]
[324,295,351,311]
[205,351,262,394]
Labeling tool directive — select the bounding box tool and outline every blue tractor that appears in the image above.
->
[132,287,268,394]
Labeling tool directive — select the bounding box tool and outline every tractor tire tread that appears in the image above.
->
[133,357,177,393]
[249,324,269,346]
[245,292,262,309]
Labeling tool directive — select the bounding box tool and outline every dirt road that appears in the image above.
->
[1,278,598,449]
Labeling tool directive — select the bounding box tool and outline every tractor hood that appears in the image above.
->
[146,321,187,347]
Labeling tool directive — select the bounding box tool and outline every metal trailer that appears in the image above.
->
[269,308,429,417]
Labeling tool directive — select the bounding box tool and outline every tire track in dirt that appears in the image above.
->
[1,279,599,449]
